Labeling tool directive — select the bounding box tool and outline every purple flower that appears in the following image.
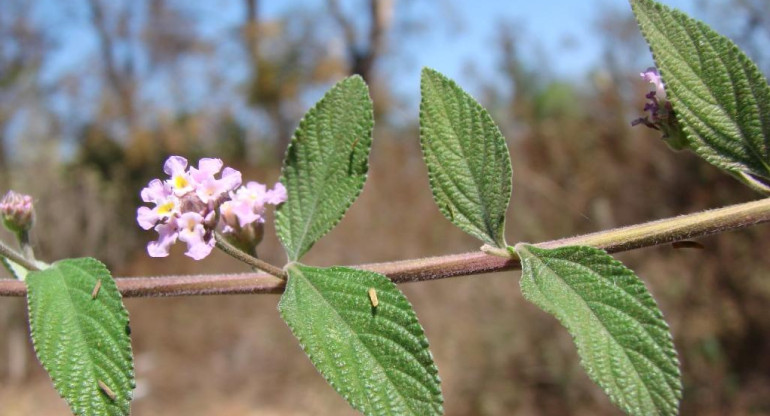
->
[632,67,687,150]
[265,182,287,205]
[137,179,178,230]
[147,220,179,257]
[139,156,227,260]
[138,155,285,260]
[220,182,287,230]
[218,181,286,255]
[190,159,242,204]
[176,212,215,260]
[164,156,194,197]
[640,67,666,99]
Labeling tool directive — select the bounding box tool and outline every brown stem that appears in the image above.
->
[0,239,39,274]
[1,197,769,297]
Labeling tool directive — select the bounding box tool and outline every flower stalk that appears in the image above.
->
[214,233,286,279]
[0,239,40,273]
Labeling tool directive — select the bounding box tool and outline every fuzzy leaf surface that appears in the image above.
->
[279,264,443,415]
[515,244,681,416]
[632,0,770,192]
[26,258,134,416]
[275,76,374,261]
[420,68,512,247]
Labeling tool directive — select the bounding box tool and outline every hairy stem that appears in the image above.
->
[1,197,769,296]
[0,238,40,274]
[214,233,286,279]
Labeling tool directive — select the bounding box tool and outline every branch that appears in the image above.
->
[1,197,769,297]
[214,233,286,279]
[328,0,358,55]
[0,239,39,272]
[86,0,135,125]
[327,0,392,81]
[243,0,260,63]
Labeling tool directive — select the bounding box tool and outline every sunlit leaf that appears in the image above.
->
[632,0,770,193]
[420,68,512,247]
[26,258,134,416]
[275,76,374,261]
[515,244,681,416]
[279,264,443,415]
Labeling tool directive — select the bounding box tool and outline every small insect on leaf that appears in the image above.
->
[91,279,102,300]
[98,379,116,401]
[368,287,379,308]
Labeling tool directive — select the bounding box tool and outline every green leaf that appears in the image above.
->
[515,244,681,416]
[420,68,512,247]
[278,264,443,415]
[631,0,770,193]
[275,76,374,261]
[1,257,48,281]
[26,258,134,416]
[2,256,29,280]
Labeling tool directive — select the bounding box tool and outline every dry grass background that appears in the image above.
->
[1,81,770,415]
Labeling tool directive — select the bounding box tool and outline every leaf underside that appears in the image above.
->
[420,68,512,247]
[275,75,374,261]
[632,0,770,192]
[278,264,443,416]
[26,257,134,416]
[2,256,29,280]
[515,244,681,416]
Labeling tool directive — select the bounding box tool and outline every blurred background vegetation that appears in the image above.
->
[1,0,769,414]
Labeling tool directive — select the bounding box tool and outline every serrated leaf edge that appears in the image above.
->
[278,264,443,416]
[515,244,681,416]
[276,75,374,261]
[419,67,512,247]
[26,258,134,416]
[632,0,770,183]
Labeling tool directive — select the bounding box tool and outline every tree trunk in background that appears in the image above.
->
[328,0,393,83]
[87,0,136,132]
[245,0,260,62]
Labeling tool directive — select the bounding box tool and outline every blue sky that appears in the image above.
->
[411,0,699,79]
[19,0,716,146]
[10,0,757,161]
[258,0,702,93]
[249,0,707,106]
[38,0,706,102]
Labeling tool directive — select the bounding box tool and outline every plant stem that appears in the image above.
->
[537,196,770,253]
[17,229,37,263]
[0,239,40,274]
[0,197,769,297]
[214,233,286,279]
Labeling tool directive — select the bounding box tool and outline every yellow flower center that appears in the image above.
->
[173,175,189,191]
[157,201,175,215]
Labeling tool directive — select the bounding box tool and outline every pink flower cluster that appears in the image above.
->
[641,67,666,100]
[631,67,686,149]
[137,156,286,260]
[632,67,670,130]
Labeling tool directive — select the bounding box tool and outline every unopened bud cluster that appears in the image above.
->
[1,191,35,234]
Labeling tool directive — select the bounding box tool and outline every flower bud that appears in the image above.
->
[0,191,35,234]
[632,67,688,150]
